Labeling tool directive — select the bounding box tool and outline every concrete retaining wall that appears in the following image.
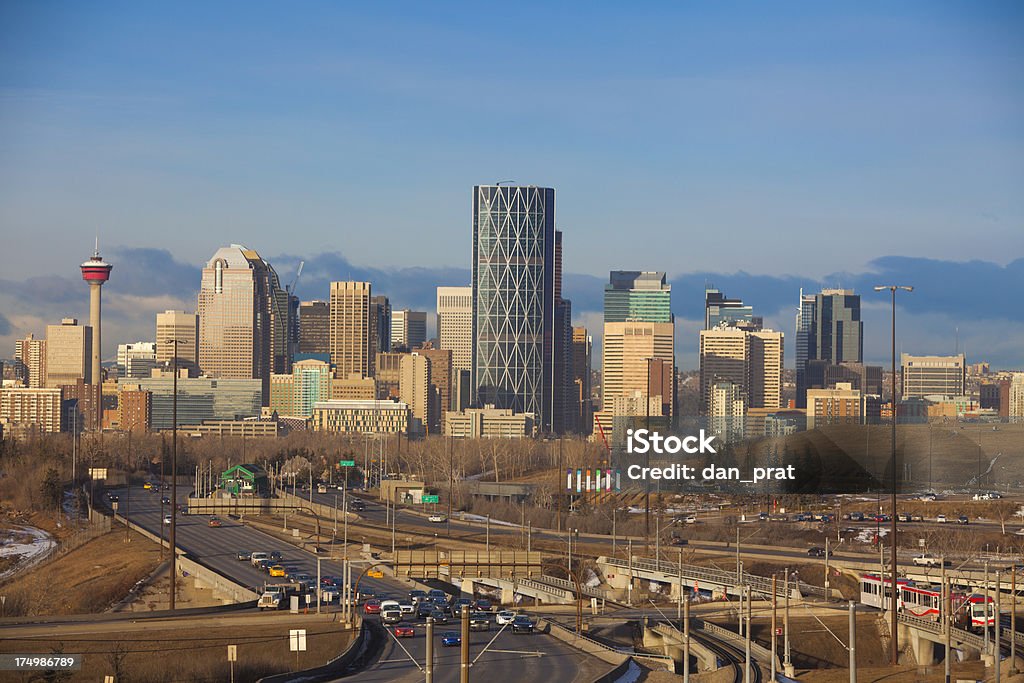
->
[536,618,630,667]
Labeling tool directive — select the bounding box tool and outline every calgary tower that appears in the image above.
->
[80,239,112,427]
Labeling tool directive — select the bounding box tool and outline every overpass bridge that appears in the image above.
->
[597,555,826,602]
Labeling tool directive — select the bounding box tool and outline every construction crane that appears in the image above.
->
[287,260,304,296]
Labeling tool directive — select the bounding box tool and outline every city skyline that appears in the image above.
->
[1,243,1022,371]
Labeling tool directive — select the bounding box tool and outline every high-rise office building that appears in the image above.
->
[197,245,290,403]
[269,358,332,418]
[45,319,91,388]
[472,185,556,430]
[298,301,330,355]
[796,288,863,408]
[699,326,783,415]
[901,354,966,399]
[374,351,404,399]
[604,271,673,323]
[419,346,451,431]
[329,281,372,379]
[1008,373,1024,419]
[117,342,157,379]
[437,286,473,373]
[370,295,392,355]
[14,334,46,388]
[391,310,427,350]
[571,326,592,435]
[597,271,675,433]
[708,381,746,443]
[400,352,433,435]
[156,310,199,371]
[704,287,762,331]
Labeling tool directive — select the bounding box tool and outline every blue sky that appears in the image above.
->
[1,2,1022,367]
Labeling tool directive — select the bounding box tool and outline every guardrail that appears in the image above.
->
[543,618,674,667]
[896,613,985,650]
[694,619,780,670]
[599,556,824,599]
[536,574,610,600]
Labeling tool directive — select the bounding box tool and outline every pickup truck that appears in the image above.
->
[912,554,942,568]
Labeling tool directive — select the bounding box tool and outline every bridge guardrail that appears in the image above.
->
[694,619,781,671]
[599,556,824,599]
[545,618,674,665]
[536,574,610,600]
[896,613,985,651]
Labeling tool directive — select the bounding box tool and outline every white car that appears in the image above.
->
[496,610,517,625]
[684,515,697,524]
[428,514,447,523]
[163,515,172,525]
[936,514,947,523]
[1015,528,1024,536]
[913,554,942,567]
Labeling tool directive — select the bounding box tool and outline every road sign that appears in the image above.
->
[422,495,439,504]
[227,645,237,662]
[368,569,384,578]
[339,460,355,467]
[289,629,307,652]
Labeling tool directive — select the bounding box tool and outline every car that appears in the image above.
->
[1016,528,1024,537]
[107,493,119,503]
[251,552,269,566]
[758,512,769,521]
[256,559,274,572]
[510,616,535,634]
[936,514,947,523]
[348,500,366,512]
[398,601,415,615]
[317,484,328,494]
[897,513,911,522]
[293,574,313,586]
[920,494,937,502]
[320,584,340,602]
[236,551,252,561]
[849,512,864,521]
[428,609,449,624]
[382,608,403,624]
[208,517,223,528]
[268,565,288,578]
[417,602,435,618]
[957,515,969,525]
[470,612,491,631]
[163,515,172,525]
[428,514,448,523]
[911,514,924,522]
[473,598,492,612]
[913,554,942,567]
[441,631,461,647]
[161,496,171,505]
[807,547,826,557]
[381,599,401,611]
[683,515,697,524]
[394,625,416,638]
[451,598,473,614]
[670,537,688,546]
[496,610,517,626]
[410,589,427,603]
[269,551,283,561]
[428,589,447,602]
[363,599,382,615]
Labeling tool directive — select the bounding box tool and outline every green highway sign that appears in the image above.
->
[339,460,355,467]
[422,495,439,504]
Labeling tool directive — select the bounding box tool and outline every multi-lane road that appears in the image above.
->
[112,484,609,682]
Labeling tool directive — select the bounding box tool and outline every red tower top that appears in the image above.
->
[81,239,112,283]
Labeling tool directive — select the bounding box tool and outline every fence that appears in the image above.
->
[0,517,112,584]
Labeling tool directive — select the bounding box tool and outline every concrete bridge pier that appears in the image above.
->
[901,623,939,666]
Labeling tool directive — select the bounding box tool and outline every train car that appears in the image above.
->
[860,574,995,632]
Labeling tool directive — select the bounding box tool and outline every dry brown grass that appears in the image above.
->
[0,620,355,683]
[0,529,161,617]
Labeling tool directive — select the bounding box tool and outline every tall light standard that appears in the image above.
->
[167,339,183,611]
[873,284,912,665]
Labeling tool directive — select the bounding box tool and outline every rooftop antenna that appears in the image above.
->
[955,327,959,355]
[495,180,516,186]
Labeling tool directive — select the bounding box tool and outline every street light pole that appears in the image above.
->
[169,340,180,611]
[874,284,912,666]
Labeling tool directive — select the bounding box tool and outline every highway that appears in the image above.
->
[111,485,607,682]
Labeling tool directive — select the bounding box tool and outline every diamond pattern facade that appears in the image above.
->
[472,185,555,431]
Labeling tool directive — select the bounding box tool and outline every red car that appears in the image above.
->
[363,599,382,615]
[394,625,415,638]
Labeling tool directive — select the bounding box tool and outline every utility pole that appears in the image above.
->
[985,560,990,656]
[736,526,741,583]
[627,539,633,606]
[994,571,1001,683]
[612,507,617,556]
[447,435,453,538]
[486,515,490,555]
[771,574,778,683]
[677,549,683,624]
[945,574,952,683]
[460,605,470,683]
[744,585,751,683]
[849,601,857,683]
[784,567,792,676]
[425,616,434,683]
[825,537,830,598]
[683,584,691,683]
[1011,570,1017,677]
[169,344,179,611]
